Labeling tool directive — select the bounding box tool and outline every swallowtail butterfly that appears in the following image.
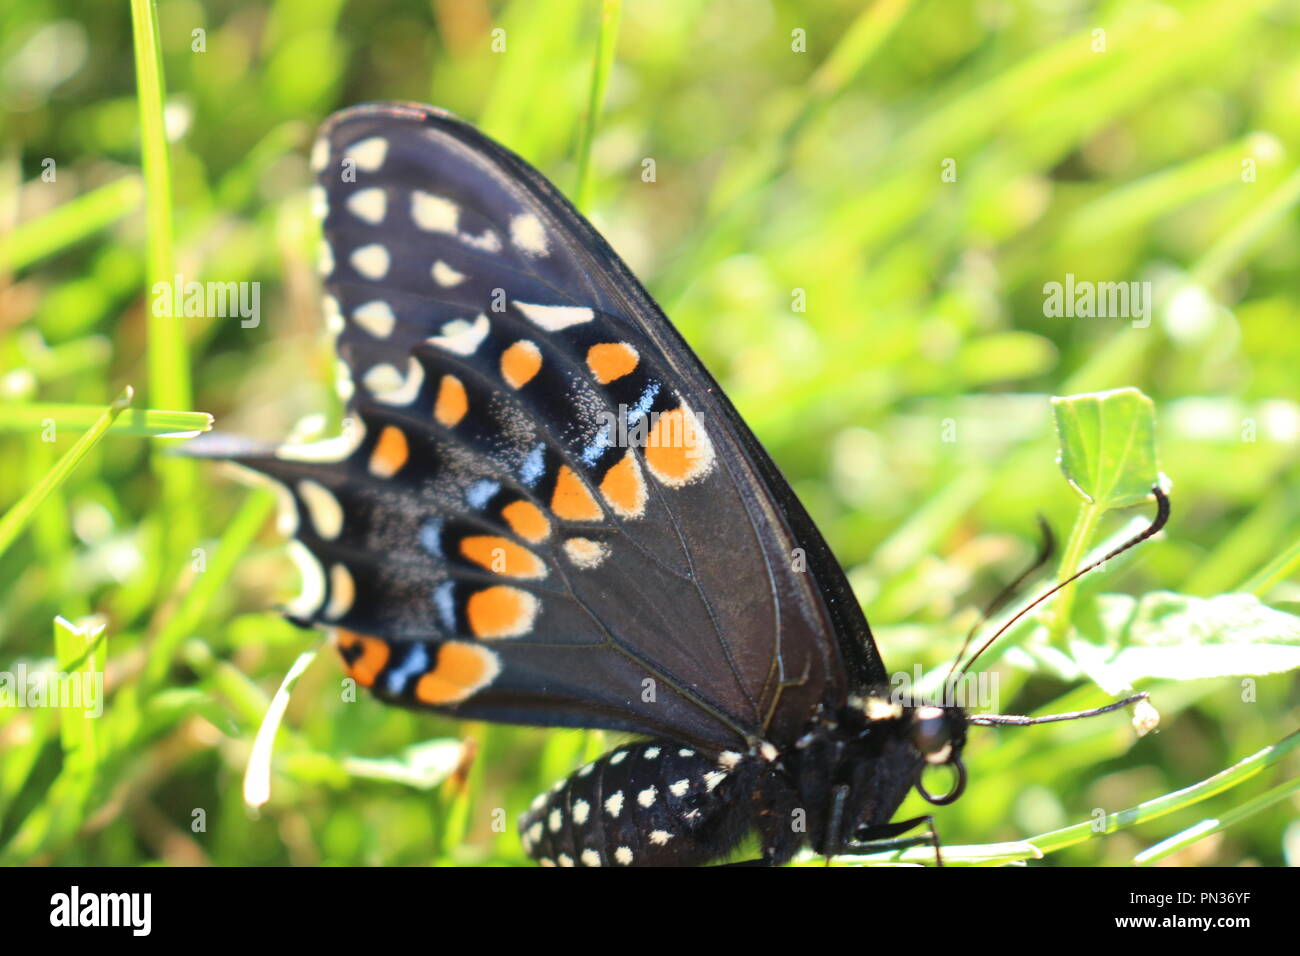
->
[220,102,1161,866]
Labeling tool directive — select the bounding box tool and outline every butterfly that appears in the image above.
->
[219,102,1162,867]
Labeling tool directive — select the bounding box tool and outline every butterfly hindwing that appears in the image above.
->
[236,102,885,752]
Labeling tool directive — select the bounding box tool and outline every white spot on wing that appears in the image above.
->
[353,300,396,339]
[310,137,329,172]
[669,779,689,797]
[344,136,387,172]
[297,479,343,539]
[325,563,355,620]
[361,363,402,395]
[286,540,326,617]
[428,314,489,356]
[515,301,594,331]
[411,191,459,233]
[346,187,386,224]
[649,830,673,846]
[510,213,549,256]
[350,243,390,280]
[322,295,344,335]
[431,260,465,287]
[460,229,502,252]
[275,419,367,463]
[317,240,334,277]
[367,356,425,406]
[563,537,609,569]
[310,185,328,220]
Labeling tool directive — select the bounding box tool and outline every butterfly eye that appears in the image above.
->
[910,707,952,762]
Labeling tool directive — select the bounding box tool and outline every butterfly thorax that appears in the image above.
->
[754,694,969,860]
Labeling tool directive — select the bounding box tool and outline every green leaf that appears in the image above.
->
[1051,387,1158,508]
[1071,591,1300,686]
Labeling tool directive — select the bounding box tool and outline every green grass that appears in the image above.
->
[1,0,1299,867]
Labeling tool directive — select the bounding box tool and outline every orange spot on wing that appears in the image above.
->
[586,342,639,384]
[460,535,546,579]
[415,642,500,704]
[501,500,551,543]
[466,586,538,638]
[369,425,409,477]
[335,629,389,687]
[434,374,468,426]
[501,340,542,389]
[645,405,715,487]
[599,450,647,518]
[551,465,602,521]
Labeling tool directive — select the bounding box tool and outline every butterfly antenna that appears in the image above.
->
[956,485,1170,679]
[967,691,1149,726]
[945,515,1055,685]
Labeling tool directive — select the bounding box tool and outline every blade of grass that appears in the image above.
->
[0,403,212,437]
[52,616,107,776]
[130,0,197,574]
[573,0,621,213]
[1191,165,1300,290]
[1030,726,1300,856]
[0,386,133,560]
[0,176,144,273]
[244,646,319,809]
[1134,774,1300,865]
[833,727,1300,865]
[1240,535,1300,597]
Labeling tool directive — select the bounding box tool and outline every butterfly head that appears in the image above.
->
[904,703,968,805]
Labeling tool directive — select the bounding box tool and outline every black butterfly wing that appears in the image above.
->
[235,102,885,752]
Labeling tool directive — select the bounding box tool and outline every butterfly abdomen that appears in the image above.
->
[518,741,757,866]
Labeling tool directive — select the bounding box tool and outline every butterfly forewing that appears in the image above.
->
[239,102,884,752]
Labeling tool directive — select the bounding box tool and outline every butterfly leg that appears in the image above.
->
[846,815,944,866]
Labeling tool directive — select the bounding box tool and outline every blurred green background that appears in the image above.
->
[2,0,1298,866]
